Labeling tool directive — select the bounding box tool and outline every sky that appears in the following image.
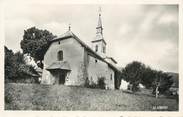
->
[4,3,178,72]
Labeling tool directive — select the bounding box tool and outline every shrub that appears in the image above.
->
[97,77,106,89]
[85,77,106,89]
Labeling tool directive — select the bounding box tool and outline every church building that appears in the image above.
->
[41,9,121,89]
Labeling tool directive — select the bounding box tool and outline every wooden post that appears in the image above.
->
[155,86,159,98]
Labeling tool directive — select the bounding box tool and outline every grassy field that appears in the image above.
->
[5,83,178,111]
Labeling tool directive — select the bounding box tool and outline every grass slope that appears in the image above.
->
[5,83,178,111]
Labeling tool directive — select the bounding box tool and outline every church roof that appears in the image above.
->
[91,39,107,45]
[46,61,71,71]
[51,31,120,72]
[105,57,118,64]
[52,31,74,41]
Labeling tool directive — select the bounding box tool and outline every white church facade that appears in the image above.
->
[41,10,121,89]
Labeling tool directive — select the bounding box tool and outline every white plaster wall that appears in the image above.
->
[41,38,85,86]
[91,41,106,58]
[86,55,115,89]
[106,66,115,89]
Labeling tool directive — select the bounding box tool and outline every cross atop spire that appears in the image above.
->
[98,6,102,14]
[68,23,71,31]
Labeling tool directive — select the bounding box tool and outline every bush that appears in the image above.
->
[127,83,140,92]
[97,77,106,89]
[85,77,106,89]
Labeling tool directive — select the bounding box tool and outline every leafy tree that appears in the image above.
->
[5,46,15,80]
[122,61,174,94]
[141,67,157,89]
[5,46,38,83]
[14,51,26,64]
[20,27,56,68]
[151,71,173,95]
[122,61,146,92]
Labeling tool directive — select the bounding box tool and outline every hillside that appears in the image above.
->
[5,83,178,111]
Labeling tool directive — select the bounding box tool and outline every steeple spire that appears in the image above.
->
[91,6,107,57]
[96,6,104,40]
[97,6,102,30]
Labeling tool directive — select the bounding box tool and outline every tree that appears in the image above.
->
[152,71,173,95]
[122,61,174,94]
[141,67,157,89]
[5,46,15,80]
[5,46,38,83]
[122,61,146,92]
[14,51,25,64]
[20,27,56,68]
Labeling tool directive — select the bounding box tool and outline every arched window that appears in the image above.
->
[57,50,63,61]
[95,45,98,52]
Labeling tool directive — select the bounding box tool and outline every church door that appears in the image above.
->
[58,70,66,84]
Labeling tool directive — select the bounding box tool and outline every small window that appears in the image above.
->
[95,45,98,52]
[110,74,112,80]
[103,46,106,53]
[57,50,63,61]
[58,41,60,44]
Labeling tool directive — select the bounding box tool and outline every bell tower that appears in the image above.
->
[92,7,106,57]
